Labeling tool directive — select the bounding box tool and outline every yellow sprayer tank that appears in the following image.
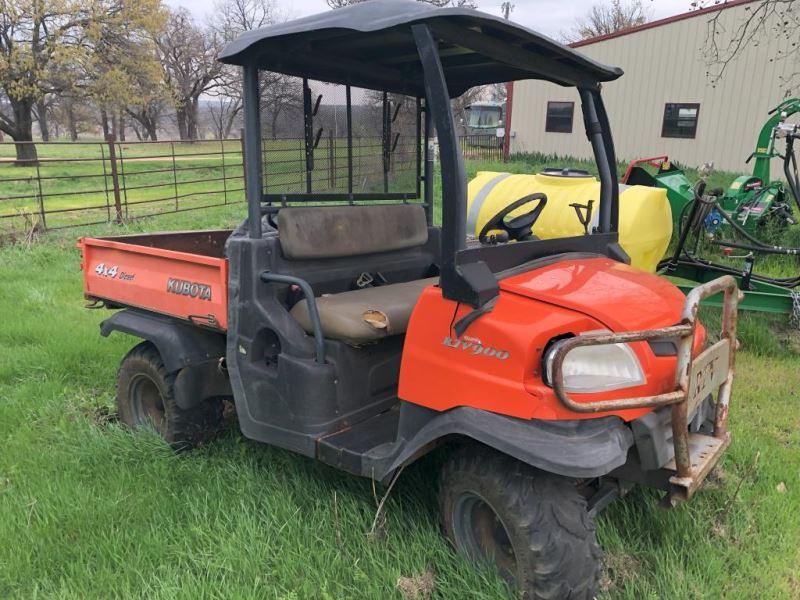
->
[467,171,672,273]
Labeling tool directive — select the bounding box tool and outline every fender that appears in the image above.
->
[371,403,634,481]
[100,309,231,409]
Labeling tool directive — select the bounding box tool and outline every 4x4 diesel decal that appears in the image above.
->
[442,336,510,360]
[166,278,213,301]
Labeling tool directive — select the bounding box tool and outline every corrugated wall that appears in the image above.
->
[509,2,797,176]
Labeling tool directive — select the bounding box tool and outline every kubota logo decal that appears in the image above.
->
[166,278,212,301]
[442,337,509,360]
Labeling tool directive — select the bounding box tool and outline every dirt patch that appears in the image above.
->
[396,568,436,600]
[711,521,728,540]
[65,392,118,427]
[600,551,641,593]
[79,404,118,427]
[222,399,237,424]
[706,465,727,488]
[0,213,43,248]
[789,573,800,597]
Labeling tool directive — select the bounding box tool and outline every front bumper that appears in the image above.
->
[631,395,716,472]
[549,276,741,503]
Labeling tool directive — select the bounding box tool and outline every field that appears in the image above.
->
[0,156,799,599]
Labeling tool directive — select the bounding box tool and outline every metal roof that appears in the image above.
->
[219,0,623,97]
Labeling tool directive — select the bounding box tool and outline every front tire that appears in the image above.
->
[439,446,601,599]
[116,342,223,449]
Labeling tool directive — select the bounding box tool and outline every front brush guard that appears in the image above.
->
[549,276,741,502]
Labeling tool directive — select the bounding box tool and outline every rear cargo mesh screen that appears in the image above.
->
[258,73,421,200]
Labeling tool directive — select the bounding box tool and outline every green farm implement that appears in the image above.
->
[623,100,800,318]
[624,98,800,236]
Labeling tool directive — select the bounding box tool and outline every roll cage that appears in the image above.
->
[219,0,626,308]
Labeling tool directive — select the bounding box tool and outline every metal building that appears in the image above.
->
[507,0,797,175]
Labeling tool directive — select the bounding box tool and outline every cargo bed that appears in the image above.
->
[78,230,231,330]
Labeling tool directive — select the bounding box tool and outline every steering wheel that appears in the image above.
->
[478,193,548,245]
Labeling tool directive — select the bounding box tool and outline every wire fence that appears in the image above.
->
[0,132,503,238]
[260,134,419,197]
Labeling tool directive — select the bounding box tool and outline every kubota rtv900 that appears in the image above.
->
[79,1,740,596]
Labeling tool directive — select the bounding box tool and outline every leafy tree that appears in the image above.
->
[562,0,651,43]
[84,5,167,141]
[0,0,163,162]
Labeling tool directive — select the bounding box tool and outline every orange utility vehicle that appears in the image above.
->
[79,1,740,597]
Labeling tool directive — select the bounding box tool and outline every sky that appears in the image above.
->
[165,0,695,39]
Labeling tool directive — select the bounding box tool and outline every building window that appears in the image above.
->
[545,101,574,133]
[662,103,700,138]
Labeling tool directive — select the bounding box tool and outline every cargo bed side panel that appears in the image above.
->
[80,238,228,330]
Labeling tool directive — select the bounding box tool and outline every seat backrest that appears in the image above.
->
[277,204,428,260]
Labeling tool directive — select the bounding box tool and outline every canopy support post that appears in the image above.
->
[579,88,618,234]
[414,24,496,307]
[243,61,263,239]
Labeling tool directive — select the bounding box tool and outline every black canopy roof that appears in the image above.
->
[218,0,623,97]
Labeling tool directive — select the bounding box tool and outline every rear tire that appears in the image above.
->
[116,342,223,450]
[439,446,601,599]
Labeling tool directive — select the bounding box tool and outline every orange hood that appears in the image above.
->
[499,256,686,331]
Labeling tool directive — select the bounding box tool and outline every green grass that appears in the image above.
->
[1,156,800,598]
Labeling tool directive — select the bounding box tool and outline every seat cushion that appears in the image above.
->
[290,277,438,345]
[278,204,428,260]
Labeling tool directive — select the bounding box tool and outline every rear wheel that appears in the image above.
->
[439,446,601,599]
[116,342,223,449]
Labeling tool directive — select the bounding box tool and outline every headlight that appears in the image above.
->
[544,334,645,393]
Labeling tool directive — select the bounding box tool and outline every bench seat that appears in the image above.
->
[290,277,438,345]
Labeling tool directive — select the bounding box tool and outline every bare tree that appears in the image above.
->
[126,100,164,141]
[33,95,55,141]
[259,73,304,138]
[562,0,651,43]
[487,83,507,104]
[698,0,800,94]
[158,9,222,141]
[453,86,488,135]
[207,0,308,140]
[206,96,238,140]
[206,0,283,139]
